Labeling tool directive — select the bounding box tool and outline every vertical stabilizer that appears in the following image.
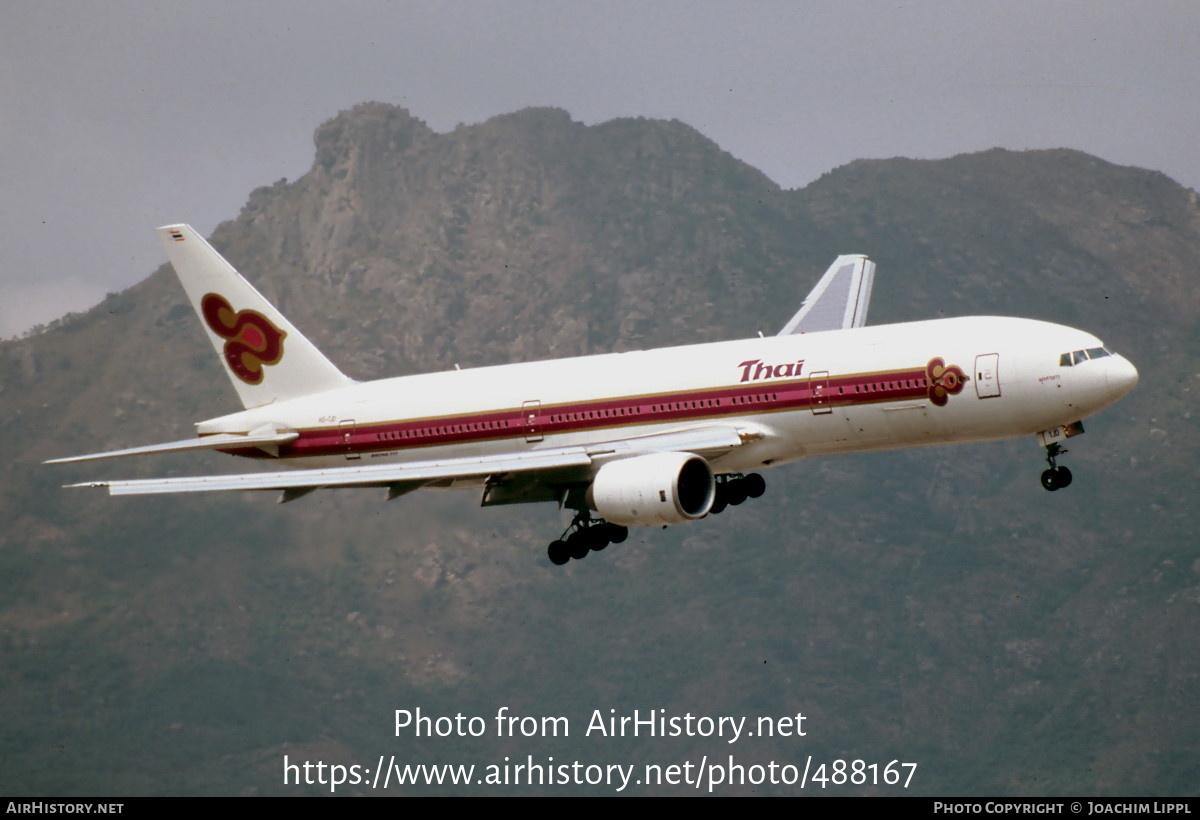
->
[777,254,876,335]
[157,224,353,408]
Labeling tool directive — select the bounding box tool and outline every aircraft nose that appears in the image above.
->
[1107,355,1139,398]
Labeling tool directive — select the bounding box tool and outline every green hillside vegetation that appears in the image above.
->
[1,103,1196,795]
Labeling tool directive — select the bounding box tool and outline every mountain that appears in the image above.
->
[1,103,1196,795]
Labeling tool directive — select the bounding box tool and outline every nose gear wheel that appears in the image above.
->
[1040,443,1073,492]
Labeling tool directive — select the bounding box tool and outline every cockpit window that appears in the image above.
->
[1060,346,1114,366]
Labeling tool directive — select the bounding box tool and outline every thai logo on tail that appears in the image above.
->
[200,293,287,385]
[926,357,967,406]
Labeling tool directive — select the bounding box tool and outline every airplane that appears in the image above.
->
[48,224,1139,565]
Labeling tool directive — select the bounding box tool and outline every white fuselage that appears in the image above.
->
[197,316,1138,486]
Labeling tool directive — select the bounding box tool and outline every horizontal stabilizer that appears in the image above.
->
[778,254,875,335]
[45,430,299,465]
[63,424,751,496]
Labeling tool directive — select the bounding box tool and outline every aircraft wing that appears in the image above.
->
[63,424,752,497]
[777,254,875,335]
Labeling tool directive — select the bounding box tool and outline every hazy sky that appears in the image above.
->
[3,1,1196,337]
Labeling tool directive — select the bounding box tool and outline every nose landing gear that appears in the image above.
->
[1040,442,1073,492]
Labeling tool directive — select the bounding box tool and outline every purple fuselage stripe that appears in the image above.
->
[224,366,938,460]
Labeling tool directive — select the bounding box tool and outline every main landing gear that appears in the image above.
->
[544,472,769,565]
[546,512,629,566]
[707,472,766,514]
[1040,442,1073,492]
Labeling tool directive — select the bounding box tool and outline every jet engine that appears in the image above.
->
[588,452,715,526]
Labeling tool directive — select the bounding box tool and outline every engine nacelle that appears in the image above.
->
[588,452,715,526]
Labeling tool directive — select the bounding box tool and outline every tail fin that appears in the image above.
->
[157,224,353,409]
[777,254,875,335]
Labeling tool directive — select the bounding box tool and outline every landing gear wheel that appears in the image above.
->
[587,526,609,551]
[567,531,590,560]
[604,523,629,544]
[726,480,749,506]
[1040,442,1073,491]
[548,540,570,565]
[709,496,727,515]
[744,473,766,498]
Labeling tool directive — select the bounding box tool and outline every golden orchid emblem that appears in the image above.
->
[926,357,967,406]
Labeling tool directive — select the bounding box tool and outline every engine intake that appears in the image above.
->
[588,452,715,526]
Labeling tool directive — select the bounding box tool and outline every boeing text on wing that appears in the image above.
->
[48,227,1139,565]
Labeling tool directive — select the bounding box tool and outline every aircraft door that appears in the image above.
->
[340,418,360,460]
[522,400,544,443]
[974,353,1001,399]
[809,371,833,415]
